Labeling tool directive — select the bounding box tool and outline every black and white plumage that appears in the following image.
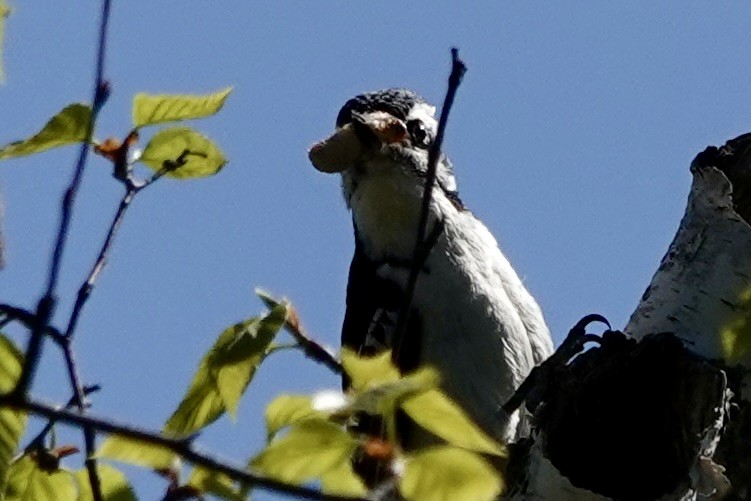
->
[311,88,554,443]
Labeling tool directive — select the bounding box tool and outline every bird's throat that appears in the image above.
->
[350,170,426,261]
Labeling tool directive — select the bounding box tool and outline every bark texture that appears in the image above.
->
[508,134,751,500]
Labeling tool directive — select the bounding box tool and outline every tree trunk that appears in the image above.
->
[507,134,751,500]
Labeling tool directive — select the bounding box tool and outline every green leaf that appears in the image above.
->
[96,435,177,470]
[721,285,751,362]
[74,464,136,501]
[132,87,232,128]
[341,348,401,392]
[0,334,27,492]
[255,289,281,311]
[4,455,77,501]
[348,367,439,441]
[250,420,356,485]
[187,466,243,501]
[399,446,503,501]
[164,305,287,436]
[401,389,506,456]
[265,395,320,440]
[139,127,227,179]
[320,459,367,497]
[349,367,439,416]
[0,0,10,83]
[0,104,91,160]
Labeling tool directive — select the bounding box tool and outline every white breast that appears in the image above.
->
[375,201,549,442]
[350,174,550,439]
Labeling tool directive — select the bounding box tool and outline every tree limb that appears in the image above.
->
[0,393,366,501]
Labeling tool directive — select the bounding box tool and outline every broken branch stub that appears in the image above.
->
[508,134,751,500]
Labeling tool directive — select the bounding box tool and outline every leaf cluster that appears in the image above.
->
[251,348,506,500]
[0,88,232,181]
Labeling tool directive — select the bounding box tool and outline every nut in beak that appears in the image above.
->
[308,111,408,173]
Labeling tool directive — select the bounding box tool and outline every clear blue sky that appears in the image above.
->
[2,2,750,498]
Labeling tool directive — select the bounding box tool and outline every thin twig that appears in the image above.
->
[14,2,115,499]
[67,134,171,340]
[65,188,135,341]
[23,385,101,453]
[393,48,467,362]
[15,0,113,399]
[0,394,365,501]
[0,304,65,345]
[257,293,343,375]
[286,320,343,375]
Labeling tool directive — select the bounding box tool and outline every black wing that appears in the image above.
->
[341,228,423,389]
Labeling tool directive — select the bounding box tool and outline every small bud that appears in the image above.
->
[362,437,394,461]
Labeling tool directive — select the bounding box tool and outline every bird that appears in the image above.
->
[309,88,554,445]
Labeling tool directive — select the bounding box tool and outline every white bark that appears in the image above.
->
[625,163,751,375]
[508,140,749,500]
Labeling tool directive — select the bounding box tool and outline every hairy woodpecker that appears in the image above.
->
[309,88,554,443]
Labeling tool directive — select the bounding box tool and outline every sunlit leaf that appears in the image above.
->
[4,455,76,501]
[349,367,439,416]
[96,435,177,470]
[139,127,227,179]
[187,466,243,501]
[255,289,281,311]
[74,464,136,501]
[164,305,287,435]
[161,374,225,438]
[0,104,91,160]
[0,334,27,491]
[399,446,502,501]
[320,458,367,497]
[341,348,401,392]
[250,420,356,485]
[347,367,439,442]
[401,389,506,456]
[132,87,232,128]
[721,285,751,362]
[0,0,10,83]
[264,395,326,440]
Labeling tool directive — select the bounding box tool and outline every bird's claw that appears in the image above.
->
[501,314,612,415]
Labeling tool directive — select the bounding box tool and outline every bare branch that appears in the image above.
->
[393,48,467,362]
[0,394,366,501]
[258,293,343,375]
[0,304,65,345]
[15,0,114,400]
[10,2,116,499]
[285,311,343,375]
[23,385,101,453]
[65,188,135,341]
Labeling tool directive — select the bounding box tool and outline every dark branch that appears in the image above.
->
[393,48,467,362]
[289,324,343,375]
[257,294,343,375]
[12,2,115,499]
[15,0,113,402]
[24,385,101,452]
[0,394,365,501]
[64,188,135,341]
[0,304,65,345]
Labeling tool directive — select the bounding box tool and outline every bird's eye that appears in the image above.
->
[407,119,430,149]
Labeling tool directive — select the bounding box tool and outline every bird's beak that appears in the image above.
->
[308,111,408,173]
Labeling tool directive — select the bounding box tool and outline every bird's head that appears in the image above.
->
[309,88,460,208]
